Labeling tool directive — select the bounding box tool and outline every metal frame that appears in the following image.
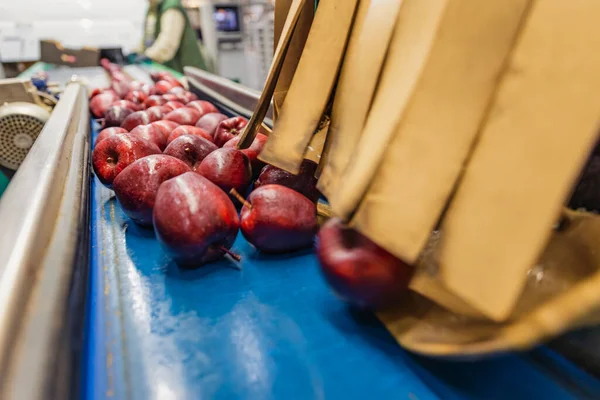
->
[0,83,90,399]
[184,66,274,127]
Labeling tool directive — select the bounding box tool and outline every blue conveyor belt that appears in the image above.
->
[85,119,600,400]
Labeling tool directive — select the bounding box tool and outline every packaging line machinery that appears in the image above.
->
[0,63,599,399]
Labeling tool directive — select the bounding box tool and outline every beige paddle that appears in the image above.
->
[380,210,600,357]
[236,0,309,149]
[258,0,361,174]
[347,0,532,267]
[303,118,329,165]
[317,0,404,199]
[327,0,448,218]
[439,0,600,321]
[273,0,315,122]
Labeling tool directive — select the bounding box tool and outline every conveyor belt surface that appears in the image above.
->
[14,62,600,400]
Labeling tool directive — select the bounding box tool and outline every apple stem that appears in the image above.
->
[218,245,242,262]
[229,189,252,209]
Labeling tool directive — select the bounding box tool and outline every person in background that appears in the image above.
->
[143,0,208,73]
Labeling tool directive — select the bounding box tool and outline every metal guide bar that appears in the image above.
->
[184,66,274,126]
[0,83,90,399]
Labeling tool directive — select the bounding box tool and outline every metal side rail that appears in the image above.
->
[184,66,274,127]
[0,83,90,399]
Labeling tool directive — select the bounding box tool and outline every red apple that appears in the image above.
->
[89,88,103,99]
[163,101,186,112]
[165,107,202,126]
[143,95,168,109]
[197,148,252,196]
[161,94,180,103]
[90,91,120,118]
[150,71,171,83]
[125,90,148,105]
[255,159,321,203]
[238,184,318,253]
[163,134,218,171]
[223,133,267,175]
[92,134,161,188]
[153,172,240,266]
[316,218,414,309]
[121,111,159,132]
[213,116,248,147]
[187,100,218,115]
[146,105,171,120]
[103,106,134,128]
[96,127,128,145]
[168,87,186,95]
[90,88,117,100]
[176,91,198,104]
[111,81,131,98]
[130,124,168,150]
[130,81,152,95]
[166,125,213,145]
[113,155,191,226]
[161,75,183,88]
[150,120,179,138]
[110,100,141,111]
[152,80,176,95]
[195,113,229,138]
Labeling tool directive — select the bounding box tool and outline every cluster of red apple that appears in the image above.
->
[90,61,414,309]
[90,63,321,265]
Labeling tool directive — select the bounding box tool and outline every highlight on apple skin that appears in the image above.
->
[316,218,414,310]
[153,172,240,267]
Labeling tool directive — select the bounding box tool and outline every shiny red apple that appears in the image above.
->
[238,184,318,253]
[165,107,202,126]
[255,159,321,203]
[187,100,218,115]
[90,91,120,118]
[213,116,248,147]
[195,113,228,137]
[197,148,252,196]
[113,154,191,226]
[317,218,414,309]
[96,127,128,146]
[153,172,240,267]
[163,134,218,172]
[125,90,148,105]
[166,125,213,145]
[121,111,159,132]
[143,95,168,109]
[150,120,179,138]
[92,134,161,188]
[223,133,267,175]
[130,124,168,150]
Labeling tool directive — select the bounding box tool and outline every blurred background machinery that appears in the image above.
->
[0,0,275,89]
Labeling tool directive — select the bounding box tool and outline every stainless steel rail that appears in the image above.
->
[184,66,274,127]
[0,83,90,399]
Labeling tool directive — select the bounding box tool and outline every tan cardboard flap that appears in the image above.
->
[274,0,292,51]
[328,0,449,218]
[350,0,531,265]
[409,231,485,319]
[273,0,315,122]
[259,0,360,174]
[304,119,329,165]
[317,0,403,199]
[379,210,600,357]
[440,0,600,322]
[237,0,308,149]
